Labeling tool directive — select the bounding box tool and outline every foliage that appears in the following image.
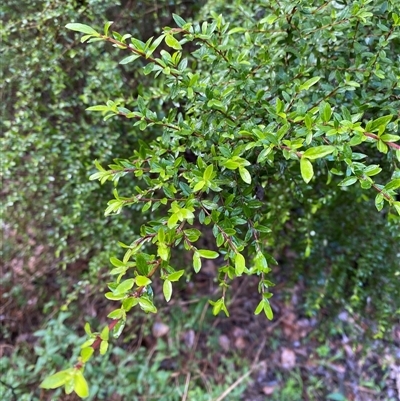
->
[1,0,202,268]
[4,0,400,398]
[1,309,248,400]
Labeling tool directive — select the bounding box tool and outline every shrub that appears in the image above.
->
[31,0,400,397]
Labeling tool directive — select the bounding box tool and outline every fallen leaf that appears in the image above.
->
[281,348,296,370]
[152,322,169,338]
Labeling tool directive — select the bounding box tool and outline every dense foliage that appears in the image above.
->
[2,0,399,398]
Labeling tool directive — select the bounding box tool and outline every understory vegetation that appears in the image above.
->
[2,0,399,400]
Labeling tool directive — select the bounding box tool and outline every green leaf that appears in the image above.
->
[193,252,202,273]
[338,176,358,186]
[104,292,125,301]
[299,76,321,91]
[114,278,134,294]
[80,347,94,363]
[113,319,126,339]
[104,21,113,36]
[167,213,179,228]
[80,338,95,348]
[74,370,89,398]
[119,54,141,65]
[65,378,75,395]
[65,23,99,36]
[377,140,388,154]
[380,134,400,142]
[86,105,109,112]
[158,243,170,261]
[263,300,273,320]
[193,180,205,192]
[322,102,332,122]
[172,14,186,28]
[300,157,314,183]
[110,257,125,268]
[302,146,335,160]
[138,297,157,313]
[99,340,109,355]
[136,254,149,275]
[107,308,123,319]
[384,179,400,191]
[260,14,278,24]
[167,270,185,282]
[203,164,214,181]
[227,27,247,34]
[136,275,151,287]
[100,326,109,341]
[84,322,91,336]
[363,165,382,177]
[40,370,72,389]
[210,299,223,316]
[197,249,219,259]
[165,34,181,50]
[239,167,252,184]
[254,299,264,315]
[366,115,393,133]
[235,253,245,276]
[163,280,172,302]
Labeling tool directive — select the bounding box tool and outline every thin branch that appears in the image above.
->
[364,132,400,150]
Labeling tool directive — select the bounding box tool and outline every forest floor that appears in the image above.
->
[1,232,400,401]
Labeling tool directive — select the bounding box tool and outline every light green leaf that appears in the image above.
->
[300,157,314,183]
[163,280,172,302]
[203,164,214,181]
[107,308,124,319]
[158,243,169,261]
[384,179,400,190]
[110,257,125,268]
[40,370,72,389]
[377,140,388,154]
[197,249,219,259]
[100,326,109,341]
[260,14,278,24]
[193,252,201,273]
[99,340,109,355]
[167,270,185,282]
[65,23,99,36]
[104,21,113,36]
[80,347,94,363]
[380,134,399,142]
[114,278,134,294]
[254,299,264,315]
[239,167,252,184]
[172,14,186,28]
[167,213,179,229]
[84,322,91,336]
[338,176,358,186]
[322,102,332,122]
[263,299,273,320]
[165,34,181,50]
[74,370,89,398]
[119,54,141,65]
[136,275,152,287]
[366,114,393,133]
[299,76,321,91]
[193,180,205,192]
[235,253,245,276]
[302,146,335,160]
[363,165,382,177]
[227,27,247,34]
[86,105,109,112]
[138,297,157,313]
[104,292,125,301]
